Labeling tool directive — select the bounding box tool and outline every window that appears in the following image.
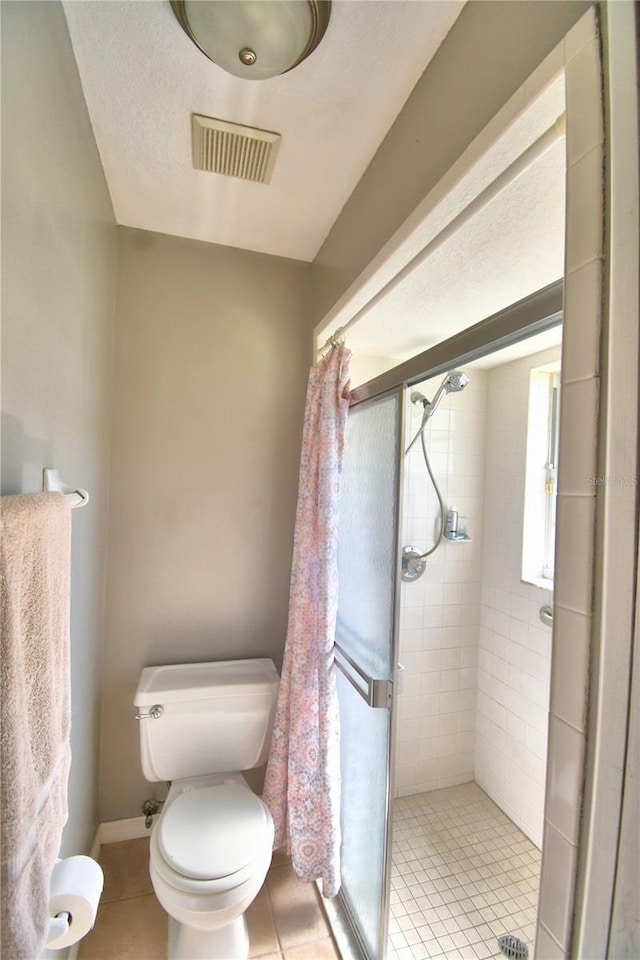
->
[522,362,561,589]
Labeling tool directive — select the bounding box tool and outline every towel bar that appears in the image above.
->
[334,641,392,709]
[43,469,89,508]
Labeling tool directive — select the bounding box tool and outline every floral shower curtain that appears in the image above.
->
[262,342,351,899]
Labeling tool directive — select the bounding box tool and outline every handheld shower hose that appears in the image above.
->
[404,371,470,564]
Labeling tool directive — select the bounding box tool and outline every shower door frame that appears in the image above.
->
[330,279,563,960]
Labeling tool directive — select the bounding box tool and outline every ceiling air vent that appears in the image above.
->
[191,114,281,185]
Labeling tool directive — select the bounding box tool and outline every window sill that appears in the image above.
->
[521,576,554,592]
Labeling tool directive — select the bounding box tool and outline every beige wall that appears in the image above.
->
[100,228,310,821]
[1,1,117,858]
[311,0,591,327]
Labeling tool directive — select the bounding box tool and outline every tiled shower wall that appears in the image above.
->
[395,367,487,797]
[395,349,557,847]
[475,346,560,850]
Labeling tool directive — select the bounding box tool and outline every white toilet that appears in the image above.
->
[134,658,279,960]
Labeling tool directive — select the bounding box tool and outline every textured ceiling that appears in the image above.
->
[348,136,566,363]
[63,0,464,261]
[322,72,567,383]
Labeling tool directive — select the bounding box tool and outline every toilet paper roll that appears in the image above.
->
[47,855,104,949]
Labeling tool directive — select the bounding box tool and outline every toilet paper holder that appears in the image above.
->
[45,855,104,950]
[46,911,72,948]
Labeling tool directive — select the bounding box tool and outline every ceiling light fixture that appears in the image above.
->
[170,1,331,80]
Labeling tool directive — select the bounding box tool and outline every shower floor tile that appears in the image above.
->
[389,783,540,960]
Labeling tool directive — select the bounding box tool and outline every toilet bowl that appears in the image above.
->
[149,774,274,960]
[134,658,280,960]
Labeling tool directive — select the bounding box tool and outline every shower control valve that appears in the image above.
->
[401,546,426,582]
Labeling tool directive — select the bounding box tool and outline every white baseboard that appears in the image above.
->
[98,816,150,844]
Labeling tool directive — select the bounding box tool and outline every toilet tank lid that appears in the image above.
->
[134,658,279,706]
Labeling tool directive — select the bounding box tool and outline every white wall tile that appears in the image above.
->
[565,145,604,273]
[566,39,604,165]
[397,718,419,743]
[419,694,440,718]
[554,495,595,614]
[546,716,585,844]
[564,5,598,63]
[557,377,599,495]
[535,922,566,960]
[397,764,419,790]
[538,823,578,949]
[550,606,590,732]
[562,259,602,383]
[420,738,438,761]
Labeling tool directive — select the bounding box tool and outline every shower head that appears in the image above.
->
[442,370,470,394]
[424,370,470,420]
[405,371,469,455]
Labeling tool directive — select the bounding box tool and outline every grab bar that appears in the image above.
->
[334,641,391,709]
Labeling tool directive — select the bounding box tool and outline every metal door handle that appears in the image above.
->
[334,642,392,709]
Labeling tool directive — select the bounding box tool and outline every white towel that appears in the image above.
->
[1,493,72,960]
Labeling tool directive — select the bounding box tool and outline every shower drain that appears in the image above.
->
[498,934,529,960]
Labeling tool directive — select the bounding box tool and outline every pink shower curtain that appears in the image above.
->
[262,342,351,899]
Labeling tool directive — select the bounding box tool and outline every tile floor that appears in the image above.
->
[78,837,339,960]
[79,784,539,960]
[388,783,541,960]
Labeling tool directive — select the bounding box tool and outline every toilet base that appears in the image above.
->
[168,914,249,960]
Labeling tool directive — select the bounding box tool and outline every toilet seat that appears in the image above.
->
[159,782,271,881]
[151,779,274,897]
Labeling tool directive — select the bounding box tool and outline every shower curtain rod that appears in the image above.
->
[318,113,566,356]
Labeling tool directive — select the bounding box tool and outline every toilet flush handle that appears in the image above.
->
[135,704,164,720]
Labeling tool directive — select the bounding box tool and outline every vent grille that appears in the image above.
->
[192,114,280,184]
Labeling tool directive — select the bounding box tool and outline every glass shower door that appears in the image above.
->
[334,387,403,960]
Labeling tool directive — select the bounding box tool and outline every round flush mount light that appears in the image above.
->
[170,1,331,81]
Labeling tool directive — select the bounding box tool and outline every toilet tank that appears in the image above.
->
[134,658,279,783]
